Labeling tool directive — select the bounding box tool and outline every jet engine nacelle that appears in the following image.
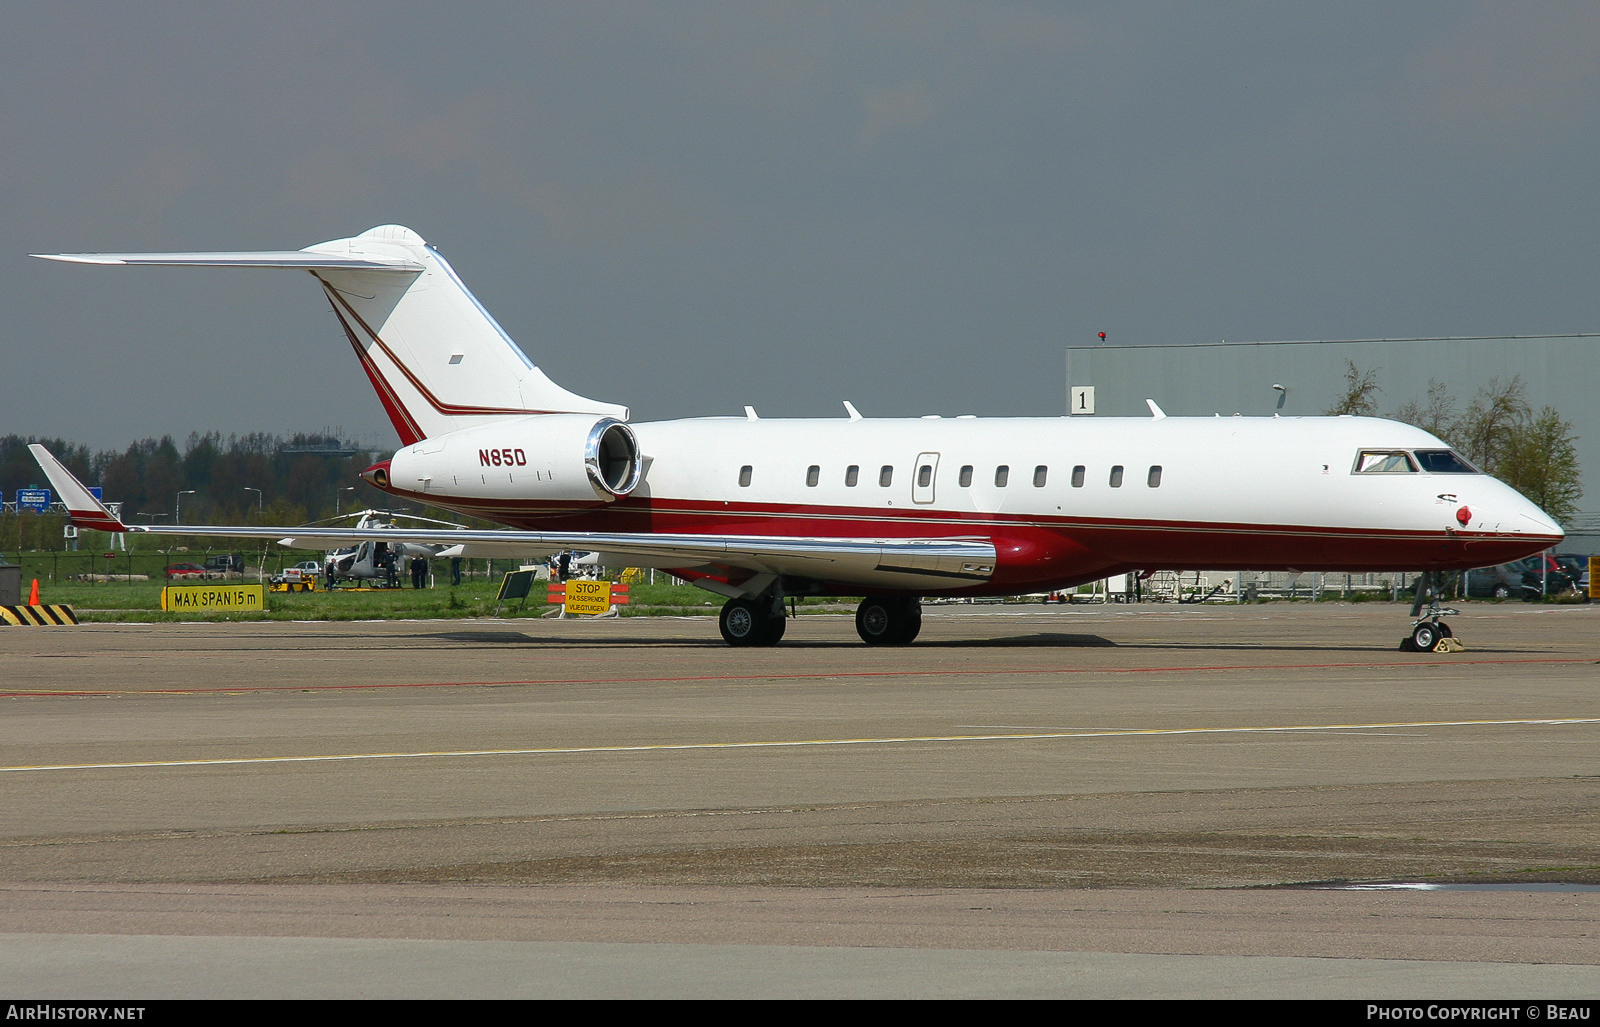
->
[386,415,642,504]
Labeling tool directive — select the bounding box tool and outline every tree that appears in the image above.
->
[1455,376,1528,473]
[1391,379,1456,440]
[1498,406,1582,524]
[1325,360,1382,416]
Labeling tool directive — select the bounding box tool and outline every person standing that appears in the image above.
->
[411,555,428,589]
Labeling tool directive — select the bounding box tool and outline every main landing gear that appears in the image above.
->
[1400,571,1462,653]
[855,596,921,645]
[719,596,787,647]
[717,593,924,646]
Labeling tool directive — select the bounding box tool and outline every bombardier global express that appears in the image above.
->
[30,225,1563,650]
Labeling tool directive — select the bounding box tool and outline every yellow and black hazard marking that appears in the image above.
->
[0,605,79,626]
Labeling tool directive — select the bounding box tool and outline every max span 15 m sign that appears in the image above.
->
[160,584,265,612]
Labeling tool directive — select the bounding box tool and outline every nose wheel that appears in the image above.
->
[1400,571,1462,652]
[1404,616,1455,652]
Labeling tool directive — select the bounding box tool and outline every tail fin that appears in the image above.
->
[28,445,127,532]
[35,225,627,443]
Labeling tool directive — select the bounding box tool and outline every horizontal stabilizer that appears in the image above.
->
[27,445,126,532]
[33,251,423,272]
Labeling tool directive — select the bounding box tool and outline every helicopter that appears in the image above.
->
[316,509,467,588]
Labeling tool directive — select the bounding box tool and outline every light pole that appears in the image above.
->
[242,487,262,519]
[176,491,196,525]
[336,486,356,517]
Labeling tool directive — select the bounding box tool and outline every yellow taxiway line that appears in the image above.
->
[3,716,1598,774]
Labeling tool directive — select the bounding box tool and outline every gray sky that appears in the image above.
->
[5,2,1600,451]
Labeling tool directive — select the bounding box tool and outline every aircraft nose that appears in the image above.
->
[1519,509,1564,542]
[1499,484,1564,542]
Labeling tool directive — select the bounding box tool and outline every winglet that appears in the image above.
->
[1145,399,1167,420]
[27,445,127,532]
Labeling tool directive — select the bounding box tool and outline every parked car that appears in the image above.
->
[165,563,206,580]
[1458,563,1526,599]
[203,553,245,577]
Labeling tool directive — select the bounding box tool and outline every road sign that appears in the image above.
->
[88,487,103,500]
[160,585,265,612]
[563,579,612,615]
[16,489,51,513]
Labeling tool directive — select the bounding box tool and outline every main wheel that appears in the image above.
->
[1410,621,1442,652]
[719,598,785,647]
[893,600,922,644]
[720,598,763,646]
[856,597,920,645]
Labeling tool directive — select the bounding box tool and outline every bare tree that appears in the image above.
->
[1456,377,1529,472]
[1324,359,1382,416]
[1391,379,1457,440]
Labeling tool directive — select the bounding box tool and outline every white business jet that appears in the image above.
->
[29,226,1563,650]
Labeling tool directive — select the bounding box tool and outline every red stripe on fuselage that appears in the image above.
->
[374,487,1556,594]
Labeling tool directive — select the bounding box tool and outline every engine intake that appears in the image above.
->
[586,418,641,497]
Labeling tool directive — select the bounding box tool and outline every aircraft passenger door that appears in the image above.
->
[912,452,940,504]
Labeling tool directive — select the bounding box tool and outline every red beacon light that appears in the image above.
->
[1456,506,1472,527]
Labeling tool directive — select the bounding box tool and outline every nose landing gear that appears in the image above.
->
[1400,571,1463,652]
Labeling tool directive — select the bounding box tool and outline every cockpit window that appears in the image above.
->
[1353,450,1417,474]
[1412,449,1480,473]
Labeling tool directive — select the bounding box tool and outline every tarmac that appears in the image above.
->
[1,601,1597,998]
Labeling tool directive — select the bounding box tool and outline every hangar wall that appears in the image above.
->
[1065,336,1599,552]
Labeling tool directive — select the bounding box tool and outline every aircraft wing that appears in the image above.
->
[143,523,995,591]
[28,445,995,592]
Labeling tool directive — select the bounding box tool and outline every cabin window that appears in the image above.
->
[738,465,753,487]
[994,465,1009,487]
[806,465,820,487]
[879,465,894,487]
[845,465,859,487]
[959,465,973,487]
[1413,449,1479,473]
[1109,465,1124,487]
[1354,450,1417,474]
[1033,465,1048,487]
[918,464,933,488]
[1071,465,1085,488]
[1148,465,1162,487]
